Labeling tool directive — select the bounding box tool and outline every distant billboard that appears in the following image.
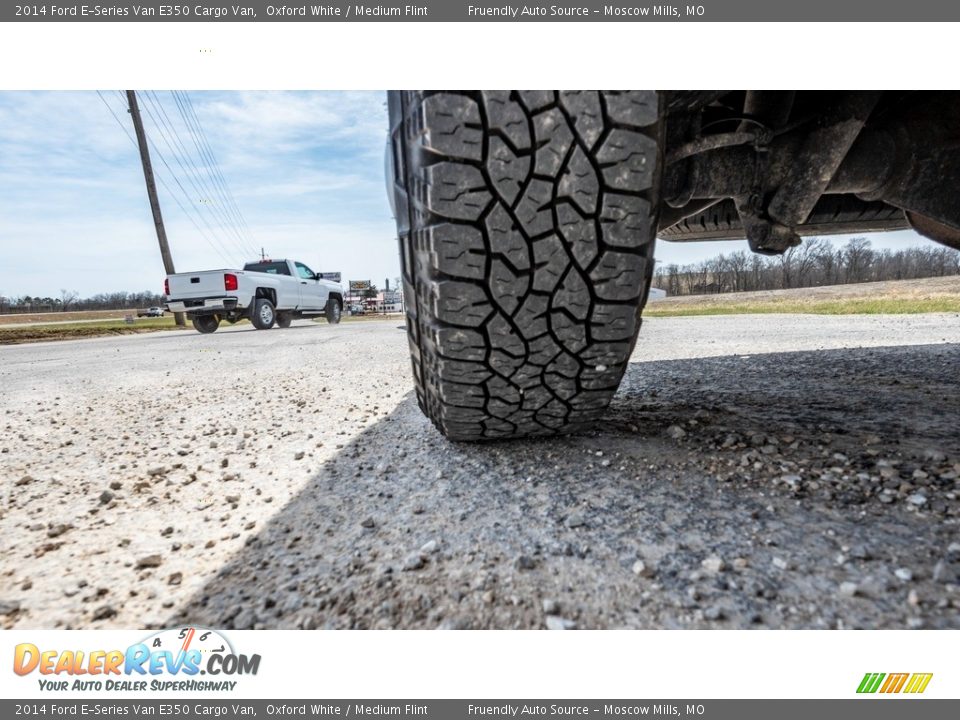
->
[382,290,402,305]
[349,280,371,292]
[319,272,342,283]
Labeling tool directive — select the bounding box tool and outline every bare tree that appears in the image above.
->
[727,251,749,292]
[842,237,874,283]
[648,237,958,297]
[59,289,79,312]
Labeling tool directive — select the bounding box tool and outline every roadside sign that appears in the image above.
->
[319,272,342,283]
[349,280,371,292]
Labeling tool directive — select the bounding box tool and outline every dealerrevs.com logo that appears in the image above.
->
[13,627,260,692]
[857,673,933,694]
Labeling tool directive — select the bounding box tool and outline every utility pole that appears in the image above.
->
[126,90,185,326]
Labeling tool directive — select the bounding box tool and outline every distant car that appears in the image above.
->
[137,307,164,318]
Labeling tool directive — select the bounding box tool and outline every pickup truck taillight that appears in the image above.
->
[164,278,169,296]
[224,273,238,292]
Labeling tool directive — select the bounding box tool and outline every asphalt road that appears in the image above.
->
[1,313,959,629]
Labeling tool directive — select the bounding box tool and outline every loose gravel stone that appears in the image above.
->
[894,568,914,582]
[632,560,656,578]
[92,605,117,621]
[402,553,425,571]
[839,582,860,598]
[703,606,725,621]
[701,556,725,574]
[514,555,537,571]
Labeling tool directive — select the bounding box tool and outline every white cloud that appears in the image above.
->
[0,90,396,297]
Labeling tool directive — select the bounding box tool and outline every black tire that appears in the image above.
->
[325,298,342,324]
[250,298,276,330]
[276,312,293,329]
[388,91,664,441]
[191,315,220,334]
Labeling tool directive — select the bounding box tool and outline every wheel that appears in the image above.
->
[191,315,220,334]
[276,312,293,328]
[325,298,342,324]
[388,91,664,441]
[250,298,276,330]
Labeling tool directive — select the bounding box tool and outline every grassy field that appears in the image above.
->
[0,317,183,344]
[645,275,960,317]
[1,278,957,344]
[0,308,133,325]
[0,313,403,344]
[644,296,960,317]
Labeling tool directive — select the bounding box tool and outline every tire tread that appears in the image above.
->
[390,91,662,440]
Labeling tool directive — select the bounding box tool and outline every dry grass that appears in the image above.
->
[0,317,182,345]
[2,278,958,343]
[0,308,135,325]
[645,275,960,317]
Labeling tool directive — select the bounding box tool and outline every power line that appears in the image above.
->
[121,94,240,265]
[139,91,254,259]
[174,91,254,242]
[174,91,260,258]
[143,90,259,259]
[96,91,237,268]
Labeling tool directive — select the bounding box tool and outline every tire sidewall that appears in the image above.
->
[192,315,220,334]
[326,298,341,324]
[251,298,276,330]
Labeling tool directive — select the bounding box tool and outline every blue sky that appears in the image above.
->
[0,90,939,298]
[0,91,397,298]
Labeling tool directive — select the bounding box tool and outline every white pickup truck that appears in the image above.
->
[165,259,344,334]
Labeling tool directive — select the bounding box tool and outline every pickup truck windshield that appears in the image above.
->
[243,261,291,275]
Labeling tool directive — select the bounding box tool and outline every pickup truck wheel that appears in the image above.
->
[191,315,220,334]
[325,298,342,324]
[251,298,276,330]
[388,91,664,441]
[276,312,293,329]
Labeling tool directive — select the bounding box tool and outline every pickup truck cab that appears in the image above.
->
[165,259,343,334]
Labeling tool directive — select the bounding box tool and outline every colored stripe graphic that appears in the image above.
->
[857,673,885,693]
[904,673,934,694]
[881,673,909,693]
[857,672,933,694]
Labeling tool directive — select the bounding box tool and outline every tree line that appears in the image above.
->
[0,290,166,314]
[653,238,960,297]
